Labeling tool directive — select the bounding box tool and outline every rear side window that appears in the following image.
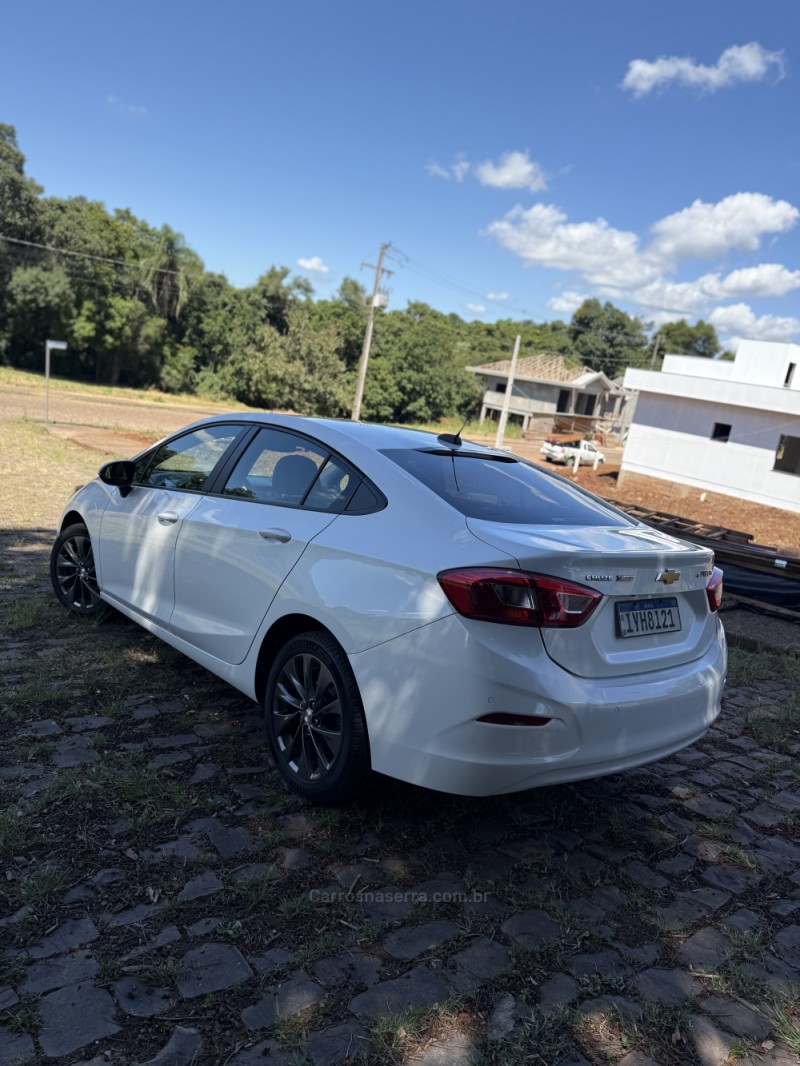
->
[381,449,631,526]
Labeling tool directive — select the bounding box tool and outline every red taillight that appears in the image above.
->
[437,568,602,628]
[706,566,723,612]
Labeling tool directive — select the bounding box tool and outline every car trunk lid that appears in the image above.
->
[466,518,717,679]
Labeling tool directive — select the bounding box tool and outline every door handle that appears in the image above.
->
[157,511,179,524]
[259,528,292,543]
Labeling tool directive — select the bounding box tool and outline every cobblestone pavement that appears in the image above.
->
[1,531,799,1065]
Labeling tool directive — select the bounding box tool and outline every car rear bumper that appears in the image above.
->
[350,613,726,797]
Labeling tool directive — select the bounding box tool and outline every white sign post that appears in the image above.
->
[45,339,68,426]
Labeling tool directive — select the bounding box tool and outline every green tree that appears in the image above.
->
[223,308,350,415]
[653,319,721,360]
[569,299,650,377]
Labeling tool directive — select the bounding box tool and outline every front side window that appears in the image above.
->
[774,435,800,476]
[381,448,632,525]
[137,425,241,490]
[222,429,327,506]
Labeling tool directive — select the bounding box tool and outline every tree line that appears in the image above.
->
[0,123,727,422]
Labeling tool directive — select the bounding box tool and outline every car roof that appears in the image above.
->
[192,412,504,455]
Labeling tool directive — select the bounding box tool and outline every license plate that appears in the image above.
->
[617,597,681,639]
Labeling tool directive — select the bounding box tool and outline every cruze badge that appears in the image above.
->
[657,569,681,585]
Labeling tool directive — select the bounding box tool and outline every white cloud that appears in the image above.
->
[486,291,509,302]
[107,94,148,117]
[426,157,470,182]
[710,264,800,298]
[475,151,547,193]
[452,160,470,183]
[709,303,800,346]
[486,203,652,289]
[297,256,329,274]
[548,291,588,315]
[622,42,785,97]
[649,193,799,263]
[465,303,486,315]
[425,162,451,180]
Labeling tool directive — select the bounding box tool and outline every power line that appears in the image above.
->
[0,234,183,276]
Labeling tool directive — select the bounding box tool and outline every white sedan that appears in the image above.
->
[51,414,726,802]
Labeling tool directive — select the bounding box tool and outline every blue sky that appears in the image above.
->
[3,0,799,349]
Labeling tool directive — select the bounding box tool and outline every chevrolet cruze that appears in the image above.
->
[51,414,727,802]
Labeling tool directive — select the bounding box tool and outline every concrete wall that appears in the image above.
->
[621,393,800,512]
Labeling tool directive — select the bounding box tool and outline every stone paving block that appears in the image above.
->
[17,718,63,737]
[349,965,450,1018]
[122,925,182,961]
[230,862,279,883]
[189,761,221,784]
[617,1053,663,1066]
[304,1021,370,1066]
[103,902,165,929]
[23,949,98,995]
[227,1039,293,1065]
[360,884,414,927]
[775,924,800,968]
[242,975,324,1029]
[0,1028,35,1064]
[743,804,787,829]
[185,917,222,938]
[314,953,381,988]
[28,916,99,959]
[622,857,665,891]
[701,865,762,895]
[384,920,460,960]
[407,1029,483,1065]
[113,976,172,1017]
[249,948,294,975]
[701,995,771,1041]
[691,1014,736,1066]
[578,995,642,1021]
[452,937,511,982]
[176,870,224,902]
[140,1026,203,1066]
[633,967,703,1004]
[501,909,562,947]
[678,927,736,970]
[176,943,253,999]
[206,821,257,858]
[65,714,115,731]
[151,752,193,768]
[683,796,735,819]
[719,908,761,935]
[490,992,524,1042]
[567,950,629,979]
[0,987,19,1011]
[38,981,120,1058]
[52,736,98,767]
[151,733,199,749]
[539,973,579,1011]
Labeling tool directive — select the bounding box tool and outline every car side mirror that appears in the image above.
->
[99,460,136,498]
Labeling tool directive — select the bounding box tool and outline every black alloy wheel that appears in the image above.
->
[50,523,110,620]
[265,630,370,803]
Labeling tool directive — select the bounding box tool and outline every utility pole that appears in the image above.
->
[494,334,522,450]
[650,332,662,368]
[351,242,393,421]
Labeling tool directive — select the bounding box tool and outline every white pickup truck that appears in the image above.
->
[540,437,605,465]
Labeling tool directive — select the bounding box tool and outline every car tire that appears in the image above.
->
[50,523,110,620]
[265,631,370,803]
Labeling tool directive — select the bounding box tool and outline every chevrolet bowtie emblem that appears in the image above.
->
[657,569,680,585]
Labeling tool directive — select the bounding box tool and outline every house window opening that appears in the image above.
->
[711,423,732,442]
[774,435,800,476]
[785,363,796,388]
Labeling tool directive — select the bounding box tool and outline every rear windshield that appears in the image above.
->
[381,448,632,526]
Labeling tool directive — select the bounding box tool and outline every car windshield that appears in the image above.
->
[381,448,632,525]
